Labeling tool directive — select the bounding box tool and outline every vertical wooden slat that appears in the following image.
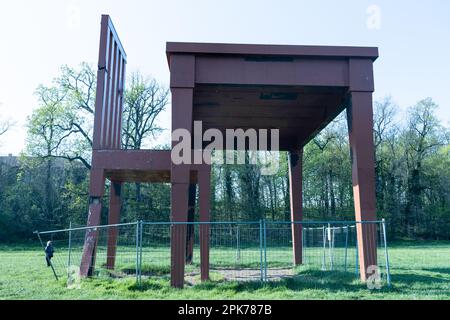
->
[101,31,114,148]
[106,182,122,269]
[116,57,126,149]
[105,41,118,148]
[288,149,303,265]
[112,54,123,149]
[109,45,119,149]
[92,17,110,150]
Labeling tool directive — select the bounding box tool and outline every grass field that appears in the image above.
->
[0,241,449,300]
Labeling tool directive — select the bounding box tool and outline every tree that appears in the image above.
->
[55,63,97,169]
[0,120,12,137]
[26,86,68,157]
[26,85,68,224]
[403,98,445,236]
[122,72,169,150]
[26,63,97,170]
[374,96,398,150]
[0,102,14,137]
[302,115,352,219]
[373,96,400,230]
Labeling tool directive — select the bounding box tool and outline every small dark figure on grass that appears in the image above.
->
[45,241,54,267]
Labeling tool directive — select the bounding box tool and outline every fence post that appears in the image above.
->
[355,225,359,276]
[259,219,263,282]
[381,219,391,288]
[236,225,240,262]
[322,225,326,270]
[68,221,72,274]
[135,221,140,285]
[327,223,333,271]
[263,219,267,281]
[301,225,305,264]
[344,225,349,272]
[139,220,143,285]
[328,224,333,271]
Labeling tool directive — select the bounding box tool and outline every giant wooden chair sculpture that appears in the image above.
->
[82,15,379,289]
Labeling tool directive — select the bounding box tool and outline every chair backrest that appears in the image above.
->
[92,15,127,150]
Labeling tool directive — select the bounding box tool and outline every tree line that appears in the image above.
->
[0,63,448,242]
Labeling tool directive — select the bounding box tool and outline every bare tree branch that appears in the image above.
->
[123,72,169,150]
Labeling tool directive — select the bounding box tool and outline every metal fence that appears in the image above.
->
[34,219,391,287]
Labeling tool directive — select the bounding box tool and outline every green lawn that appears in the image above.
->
[0,241,449,299]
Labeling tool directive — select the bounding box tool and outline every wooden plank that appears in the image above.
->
[167,42,379,60]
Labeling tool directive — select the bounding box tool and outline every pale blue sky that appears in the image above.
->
[0,0,449,155]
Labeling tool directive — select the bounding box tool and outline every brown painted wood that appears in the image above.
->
[170,183,189,288]
[106,182,122,269]
[93,15,126,150]
[92,150,171,171]
[347,92,378,280]
[288,150,303,265]
[195,56,349,87]
[170,84,194,288]
[166,42,378,61]
[80,202,102,276]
